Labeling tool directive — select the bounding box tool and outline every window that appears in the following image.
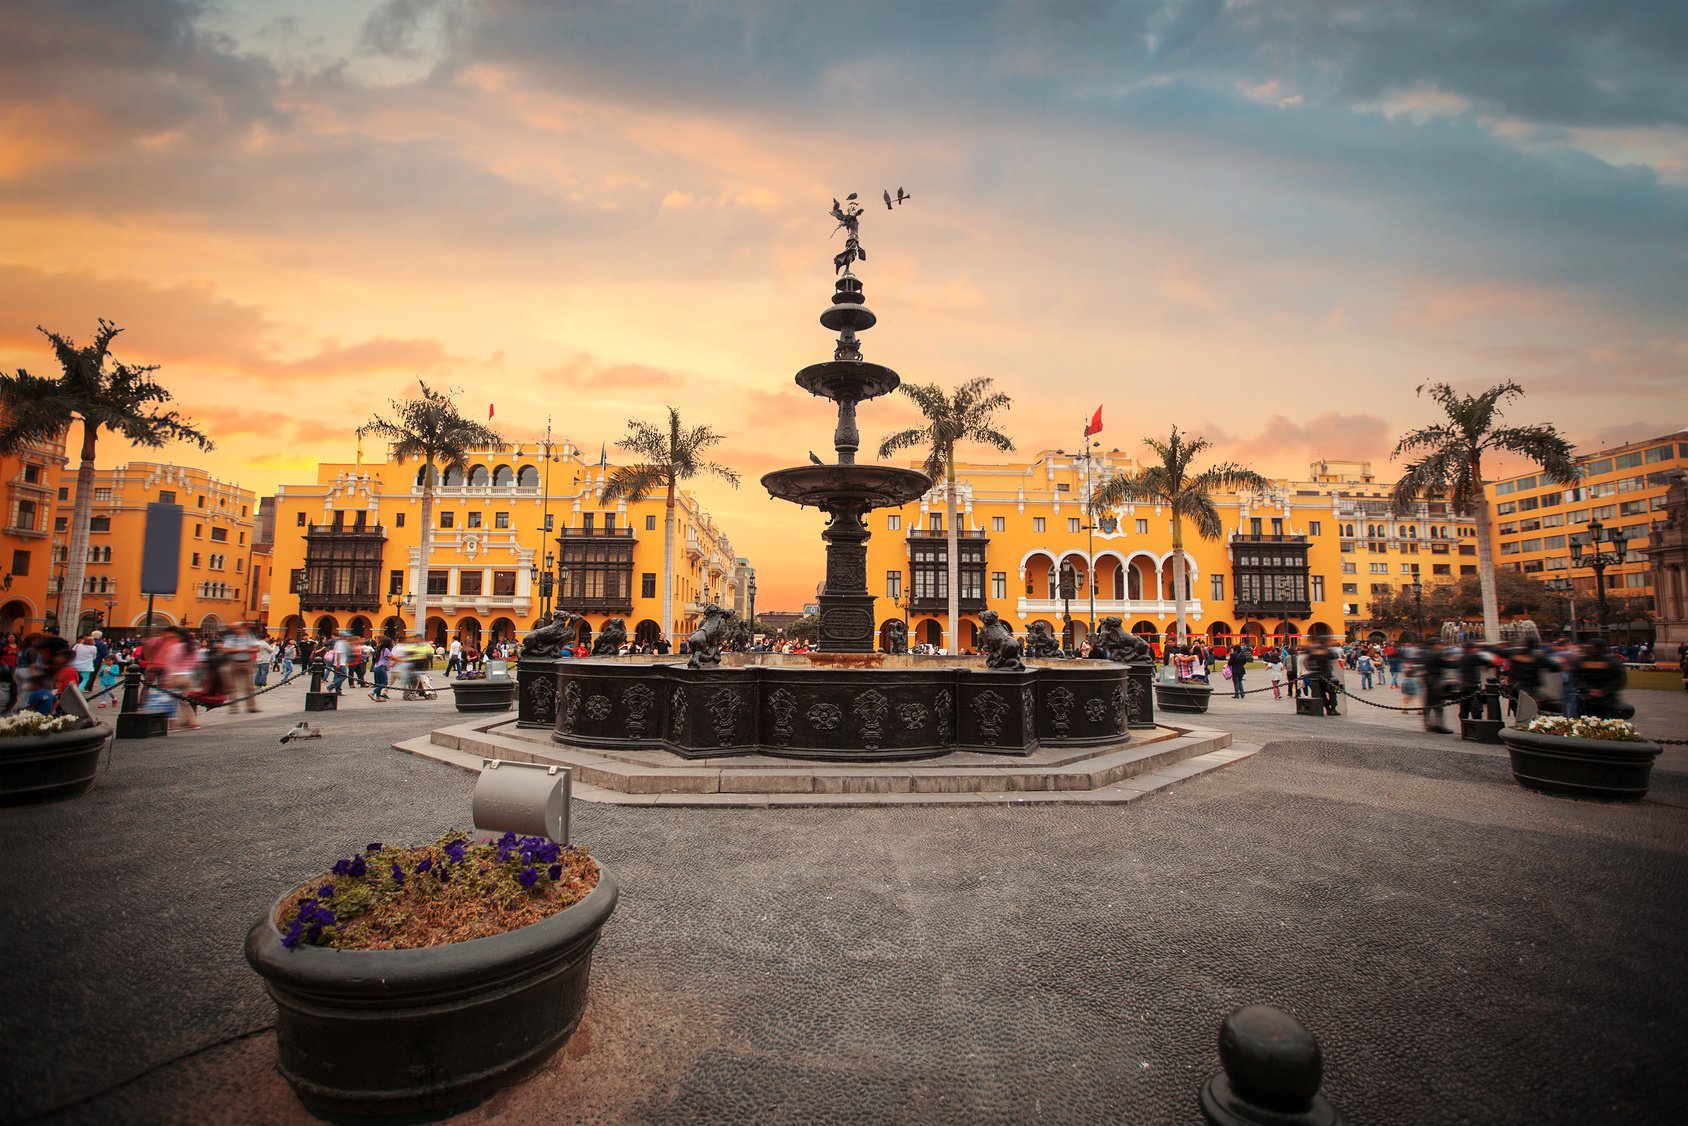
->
[1614,450,1643,470]
[1517,495,1539,511]
[210,527,228,542]
[1033,517,1046,533]
[10,550,29,576]
[212,554,227,570]
[1310,576,1324,601]
[89,516,111,533]
[395,512,406,528]
[992,571,1006,599]
[1494,481,1515,496]
[439,511,455,529]
[197,496,205,508]
[1460,565,1476,576]
[1433,564,1451,575]
[1369,562,1387,574]
[12,499,35,530]
[1620,500,1648,516]
[642,573,657,598]
[57,487,68,501]
[1644,445,1673,464]
[1056,482,1070,493]
[1342,583,1358,595]
[20,465,38,484]
[1135,519,1148,534]
[887,515,901,531]
[1068,517,1081,533]
[1210,574,1224,601]
[54,517,67,532]
[459,571,483,596]
[95,488,112,501]
[192,523,203,538]
[992,516,1005,532]
[158,490,175,504]
[930,514,942,532]
[236,558,244,573]
[467,511,482,528]
[296,512,307,527]
[191,552,201,567]
[647,515,657,530]
[1309,521,1321,536]
[1400,564,1413,574]
[1496,501,1516,515]
[1591,504,1617,521]
[1370,583,1389,595]
[492,571,517,596]
[1341,562,1356,574]
[426,570,448,595]
[886,571,902,599]
[495,512,509,529]
[383,569,400,595]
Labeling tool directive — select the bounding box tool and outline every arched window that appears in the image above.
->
[415,466,438,486]
[492,465,514,486]
[442,467,466,486]
[517,465,539,487]
[468,466,490,486]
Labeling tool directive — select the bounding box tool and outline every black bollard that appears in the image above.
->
[1200,1005,1341,1126]
[115,660,168,739]
[305,655,338,712]
[1461,680,1505,744]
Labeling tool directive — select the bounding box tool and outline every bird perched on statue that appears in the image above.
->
[884,187,910,208]
[809,451,823,465]
[280,721,322,744]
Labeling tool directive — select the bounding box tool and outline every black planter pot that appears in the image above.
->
[245,863,618,1119]
[0,723,111,806]
[1155,682,1213,714]
[450,679,517,713]
[1499,727,1663,802]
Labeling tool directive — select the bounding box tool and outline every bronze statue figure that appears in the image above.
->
[688,603,729,668]
[1092,616,1153,664]
[1024,620,1061,659]
[591,618,628,656]
[830,194,867,275]
[522,609,583,659]
[979,610,1025,671]
[883,619,908,655]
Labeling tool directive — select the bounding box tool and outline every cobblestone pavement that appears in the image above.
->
[2,684,1684,1125]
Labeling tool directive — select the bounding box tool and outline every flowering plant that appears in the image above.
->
[0,712,83,737]
[1519,715,1649,742]
[276,830,599,951]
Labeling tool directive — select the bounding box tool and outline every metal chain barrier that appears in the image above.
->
[141,667,308,710]
[1310,676,1687,743]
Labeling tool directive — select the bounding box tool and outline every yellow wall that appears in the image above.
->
[0,429,69,634]
[863,451,1480,649]
[265,442,744,645]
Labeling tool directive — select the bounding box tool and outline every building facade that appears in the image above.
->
[50,461,260,636]
[0,428,70,635]
[1486,430,1687,639]
[861,452,1481,651]
[265,442,743,649]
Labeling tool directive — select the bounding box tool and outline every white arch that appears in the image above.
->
[1017,547,1060,573]
[0,596,38,620]
[131,610,179,628]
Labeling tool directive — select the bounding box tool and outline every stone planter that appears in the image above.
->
[0,723,111,806]
[245,862,618,1119]
[1155,682,1213,714]
[1499,727,1663,802]
[450,678,517,713]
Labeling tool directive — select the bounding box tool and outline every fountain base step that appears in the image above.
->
[395,719,1251,807]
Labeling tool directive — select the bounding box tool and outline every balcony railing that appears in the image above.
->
[559,526,635,538]
[1016,597,1204,618]
[3,523,47,538]
[1231,599,1313,617]
[1230,533,1307,543]
[298,592,383,612]
[906,528,989,539]
[307,524,386,537]
[908,594,988,613]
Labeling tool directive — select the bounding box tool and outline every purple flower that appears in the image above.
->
[416,859,433,874]
[281,919,304,949]
[535,842,561,865]
[547,864,562,881]
[438,868,451,884]
[318,884,335,898]
[391,863,405,885]
[444,840,466,864]
[366,842,384,853]
[331,859,351,877]
[517,867,539,889]
[347,855,367,878]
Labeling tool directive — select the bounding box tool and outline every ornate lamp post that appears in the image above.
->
[1410,572,1424,644]
[747,573,757,640]
[389,590,411,637]
[1571,519,1629,636]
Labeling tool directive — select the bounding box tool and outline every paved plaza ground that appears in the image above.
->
[2,679,1685,1124]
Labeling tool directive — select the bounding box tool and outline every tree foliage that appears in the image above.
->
[356,381,503,477]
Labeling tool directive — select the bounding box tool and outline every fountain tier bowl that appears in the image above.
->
[760,464,933,510]
[794,359,901,402]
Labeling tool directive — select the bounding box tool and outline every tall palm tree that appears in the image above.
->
[1091,427,1265,648]
[599,406,740,645]
[877,378,1014,655]
[0,320,212,634]
[1390,381,1576,642]
[359,382,501,645]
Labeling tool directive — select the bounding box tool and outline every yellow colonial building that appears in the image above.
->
[862,452,1480,651]
[52,461,260,636]
[0,428,70,635]
[266,442,745,650]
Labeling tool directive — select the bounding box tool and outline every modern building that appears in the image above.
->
[860,452,1481,651]
[1486,430,1687,638]
[52,461,261,636]
[265,441,744,649]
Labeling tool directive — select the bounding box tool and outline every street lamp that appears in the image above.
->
[1545,577,1577,642]
[1570,519,1629,636]
[747,573,757,639]
[103,592,117,633]
[389,590,412,637]
[1410,572,1424,644]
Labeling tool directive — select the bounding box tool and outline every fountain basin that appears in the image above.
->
[760,464,933,509]
[536,659,1155,762]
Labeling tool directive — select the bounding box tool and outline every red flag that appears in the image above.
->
[488,403,495,420]
[1084,405,1103,437]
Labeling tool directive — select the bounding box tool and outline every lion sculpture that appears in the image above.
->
[1024,620,1061,659]
[688,603,728,668]
[521,609,583,659]
[1093,616,1153,664]
[978,609,1025,671]
[591,617,628,656]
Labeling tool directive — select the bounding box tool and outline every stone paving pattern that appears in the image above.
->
[1,681,1685,1124]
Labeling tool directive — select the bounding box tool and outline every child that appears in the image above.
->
[25,673,57,717]
[1266,654,1285,700]
[95,660,123,707]
[1357,651,1375,690]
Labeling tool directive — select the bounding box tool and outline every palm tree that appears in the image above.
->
[877,378,1014,655]
[359,382,501,646]
[1390,381,1576,642]
[1090,427,1265,649]
[0,320,212,634]
[599,407,740,645]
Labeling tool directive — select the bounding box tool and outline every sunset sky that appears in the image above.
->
[2,0,1684,608]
